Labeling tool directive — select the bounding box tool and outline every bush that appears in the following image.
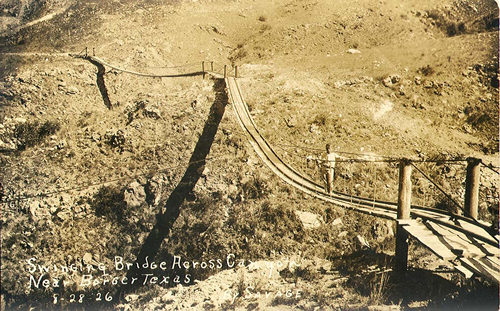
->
[104,130,126,152]
[258,15,267,22]
[90,185,127,222]
[312,114,327,126]
[418,65,435,76]
[230,48,248,64]
[426,9,467,37]
[241,175,269,200]
[14,120,60,150]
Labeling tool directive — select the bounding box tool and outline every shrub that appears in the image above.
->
[258,15,267,22]
[14,120,60,150]
[426,9,467,37]
[418,65,435,76]
[90,185,127,222]
[312,114,327,126]
[234,48,247,59]
[104,130,126,152]
[241,175,269,200]
[368,270,390,305]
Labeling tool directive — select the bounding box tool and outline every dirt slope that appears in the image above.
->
[0,0,498,310]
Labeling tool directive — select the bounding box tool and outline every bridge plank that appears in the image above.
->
[459,257,500,283]
[455,265,474,279]
[402,220,457,260]
[455,219,498,244]
[427,222,500,257]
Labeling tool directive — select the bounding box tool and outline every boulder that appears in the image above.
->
[0,139,17,151]
[125,294,139,302]
[309,123,320,134]
[390,74,401,83]
[295,210,323,229]
[382,77,392,87]
[373,220,394,243]
[143,105,161,120]
[356,235,371,249]
[65,86,79,95]
[331,217,343,227]
[124,181,146,208]
[146,176,164,207]
[82,252,93,265]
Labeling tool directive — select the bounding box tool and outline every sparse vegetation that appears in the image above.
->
[104,129,126,152]
[426,9,467,37]
[13,120,60,150]
[312,113,327,127]
[259,23,272,33]
[368,270,390,305]
[229,46,248,64]
[90,185,127,222]
[1,0,498,310]
[418,64,435,76]
[241,175,269,200]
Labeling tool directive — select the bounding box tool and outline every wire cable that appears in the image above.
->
[480,160,500,175]
[0,154,229,204]
[411,162,463,212]
[75,55,204,78]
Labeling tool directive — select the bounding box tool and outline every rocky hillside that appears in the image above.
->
[0,0,498,310]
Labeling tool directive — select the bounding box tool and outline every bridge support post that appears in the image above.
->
[464,157,481,220]
[202,61,205,79]
[395,159,412,272]
[235,66,238,78]
[224,65,227,79]
[210,61,214,71]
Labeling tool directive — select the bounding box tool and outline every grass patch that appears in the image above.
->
[230,47,248,64]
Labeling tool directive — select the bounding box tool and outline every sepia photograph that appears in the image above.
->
[0,0,499,310]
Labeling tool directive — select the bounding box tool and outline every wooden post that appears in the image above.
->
[235,66,238,78]
[395,159,412,272]
[210,61,214,71]
[202,61,205,79]
[224,65,227,79]
[325,144,334,195]
[464,157,481,220]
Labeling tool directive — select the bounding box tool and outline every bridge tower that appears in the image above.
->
[395,159,412,272]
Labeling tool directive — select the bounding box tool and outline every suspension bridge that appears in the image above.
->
[222,70,499,283]
[2,51,499,283]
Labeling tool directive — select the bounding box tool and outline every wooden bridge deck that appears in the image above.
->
[403,219,499,283]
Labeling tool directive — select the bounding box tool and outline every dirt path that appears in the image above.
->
[0,1,71,36]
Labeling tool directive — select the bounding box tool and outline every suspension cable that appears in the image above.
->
[1,154,229,204]
[480,160,500,175]
[411,162,463,212]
